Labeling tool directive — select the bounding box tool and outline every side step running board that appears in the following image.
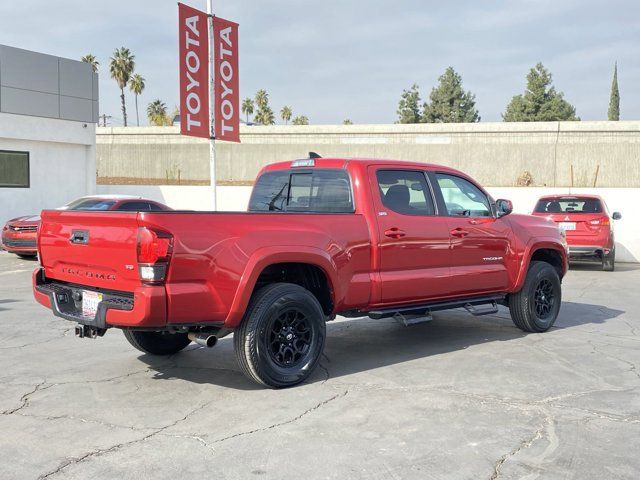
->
[367,295,504,320]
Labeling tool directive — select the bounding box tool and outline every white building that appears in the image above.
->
[0,45,98,223]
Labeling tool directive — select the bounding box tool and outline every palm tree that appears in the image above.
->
[128,74,146,126]
[255,106,275,125]
[292,115,309,125]
[109,47,135,126]
[241,97,254,123]
[280,106,292,125]
[255,89,268,110]
[80,54,99,73]
[147,99,168,126]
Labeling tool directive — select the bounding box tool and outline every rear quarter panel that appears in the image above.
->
[139,212,372,327]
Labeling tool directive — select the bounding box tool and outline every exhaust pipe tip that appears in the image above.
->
[188,332,217,348]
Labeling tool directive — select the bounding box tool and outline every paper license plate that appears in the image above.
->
[558,222,576,231]
[82,290,103,317]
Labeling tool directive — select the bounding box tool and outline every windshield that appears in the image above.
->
[65,199,117,211]
[534,198,603,214]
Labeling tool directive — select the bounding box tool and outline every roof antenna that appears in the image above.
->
[309,152,322,159]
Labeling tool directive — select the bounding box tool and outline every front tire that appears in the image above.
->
[234,283,326,388]
[509,261,561,333]
[123,330,191,355]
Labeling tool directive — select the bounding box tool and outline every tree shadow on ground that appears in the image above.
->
[139,300,624,390]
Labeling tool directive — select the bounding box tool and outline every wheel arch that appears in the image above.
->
[514,240,568,291]
[224,246,339,328]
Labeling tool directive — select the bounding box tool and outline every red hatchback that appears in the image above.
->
[2,196,171,259]
[532,195,621,271]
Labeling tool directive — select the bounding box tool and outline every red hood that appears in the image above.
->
[506,213,564,240]
[7,215,41,227]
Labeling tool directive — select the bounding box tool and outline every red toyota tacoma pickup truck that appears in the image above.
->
[33,157,568,388]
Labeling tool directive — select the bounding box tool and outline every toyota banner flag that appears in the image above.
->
[178,3,240,143]
[213,16,240,142]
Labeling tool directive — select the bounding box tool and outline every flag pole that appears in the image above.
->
[207,0,217,210]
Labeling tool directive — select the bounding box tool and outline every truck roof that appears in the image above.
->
[263,157,464,176]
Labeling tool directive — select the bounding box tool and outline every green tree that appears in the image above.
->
[292,115,309,125]
[503,63,578,122]
[109,47,135,126]
[241,97,254,123]
[255,106,275,125]
[608,62,620,121]
[80,54,99,73]
[422,68,479,123]
[396,83,421,123]
[128,74,145,127]
[253,90,275,125]
[147,99,168,126]
[343,119,353,125]
[280,105,293,124]
[255,89,268,110]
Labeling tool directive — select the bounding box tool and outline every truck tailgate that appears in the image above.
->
[39,210,142,292]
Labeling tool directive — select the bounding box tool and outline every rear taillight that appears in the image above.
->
[137,227,173,283]
[589,217,610,226]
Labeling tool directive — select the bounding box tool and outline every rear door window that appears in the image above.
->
[249,169,353,213]
[376,170,435,215]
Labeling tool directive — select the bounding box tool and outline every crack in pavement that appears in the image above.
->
[588,340,640,380]
[1,380,51,415]
[0,327,74,350]
[36,398,217,479]
[489,410,552,480]
[210,389,349,445]
[36,390,349,478]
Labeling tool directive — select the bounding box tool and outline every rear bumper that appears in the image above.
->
[568,245,611,260]
[32,268,167,329]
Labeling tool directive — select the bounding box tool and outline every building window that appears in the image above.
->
[0,150,30,188]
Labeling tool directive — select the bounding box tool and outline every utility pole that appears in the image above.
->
[100,114,112,127]
[207,0,217,210]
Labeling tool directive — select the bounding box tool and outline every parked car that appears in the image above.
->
[1,215,40,258]
[2,196,171,258]
[33,157,567,388]
[532,195,621,271]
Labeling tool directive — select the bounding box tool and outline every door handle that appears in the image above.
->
[384,228,406,239]
[450,228,469,238]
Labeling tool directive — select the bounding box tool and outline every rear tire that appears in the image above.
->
[602,249,615,272]
[509,261,561,333]
[234,283,326,388]
[123,330,191,355]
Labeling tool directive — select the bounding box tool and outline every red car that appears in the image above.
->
[1,215,40,258]
[2,196,171,258]
[34,157,567,388]
[532,195,621,271]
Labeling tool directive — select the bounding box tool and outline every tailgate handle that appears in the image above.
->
[70,230,89,245]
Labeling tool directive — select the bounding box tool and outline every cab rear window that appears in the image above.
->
[249,169,353,213]
[534,198,603,214]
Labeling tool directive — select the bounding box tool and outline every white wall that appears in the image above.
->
[0,112,96,222]
[97,184,639,263]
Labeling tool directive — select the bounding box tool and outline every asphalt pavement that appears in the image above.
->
[0,251,638,479]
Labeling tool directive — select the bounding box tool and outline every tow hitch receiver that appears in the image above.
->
[75,325,106,339]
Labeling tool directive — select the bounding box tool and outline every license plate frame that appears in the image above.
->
[558,222,576,231]
[82,290,103,318]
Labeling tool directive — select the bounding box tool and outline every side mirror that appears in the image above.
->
[612,212,622,220]
[496,199,513,218]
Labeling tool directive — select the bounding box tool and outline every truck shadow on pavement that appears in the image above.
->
[138,300,624,390]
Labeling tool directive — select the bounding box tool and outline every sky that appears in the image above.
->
[1,0,638,125]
